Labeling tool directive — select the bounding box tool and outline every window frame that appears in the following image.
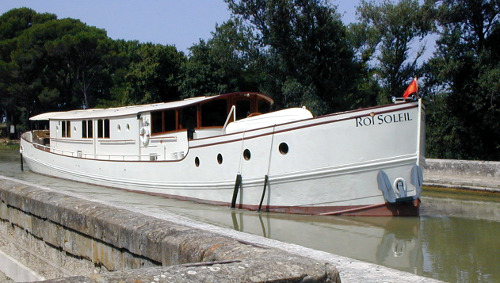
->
[97,119,110,139]
[61,120,71,138]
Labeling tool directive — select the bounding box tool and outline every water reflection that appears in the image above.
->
[226,212,424,272]
[2,150,500,282]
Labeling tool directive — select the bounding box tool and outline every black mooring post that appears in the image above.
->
[20,153,23,172]
[257,175,269,212]
[231,174,242,209]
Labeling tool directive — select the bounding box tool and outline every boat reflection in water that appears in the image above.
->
[205,209,423,273]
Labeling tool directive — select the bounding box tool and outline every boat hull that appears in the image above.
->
[21,101,425,216]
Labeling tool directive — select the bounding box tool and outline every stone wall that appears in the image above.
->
[0,176,340,282]
[424,159,500,191]
[426,158,500,178]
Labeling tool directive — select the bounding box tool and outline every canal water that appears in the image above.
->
[1,149,499,282]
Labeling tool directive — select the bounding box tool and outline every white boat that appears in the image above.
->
[20,92,425,216]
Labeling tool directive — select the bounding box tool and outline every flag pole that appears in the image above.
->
[414,76,419,99]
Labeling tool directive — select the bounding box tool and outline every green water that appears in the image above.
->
[2,149,500,282]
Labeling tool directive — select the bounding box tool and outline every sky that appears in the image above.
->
[0,0,359,54]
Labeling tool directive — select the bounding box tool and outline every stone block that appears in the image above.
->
[62,229,93,261]
[92,241,117,271]
[0,202,8,220]
[121,250,142,269]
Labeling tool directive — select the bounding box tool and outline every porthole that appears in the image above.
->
[126,123,130,131]
[73,126,77,133]
[243,149,251,160]
[117,124,121,132]
[279,142,289,155]
[195,157,200,167]
[217,153,223,164]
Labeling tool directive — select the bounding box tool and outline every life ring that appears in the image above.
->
[139,127,150,146]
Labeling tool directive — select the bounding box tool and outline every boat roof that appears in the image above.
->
[29,92,273,121]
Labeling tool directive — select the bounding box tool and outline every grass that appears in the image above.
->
[423,185,500,202]
[0,139,20,151]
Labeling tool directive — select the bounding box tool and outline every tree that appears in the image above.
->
[355,0,434,103]
[346,21,382,108]
[44,24,118,108]
[425,0,500,160]
[9,17,119,114]
[123,42,185,104]
[0,8,56,136]
[179,19,261,98]
[226,0,363,114]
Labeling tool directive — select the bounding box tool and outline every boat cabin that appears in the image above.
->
[29,92,274,161]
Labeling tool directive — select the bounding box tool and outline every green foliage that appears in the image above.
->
[8,17,118,113]
[425,0,500,160]
[0,8,57,136]
[355,0,434,101]
[38,88,60,105]
[0,8,56,40]
[179,19,261,98]
[226,0,366,114]
[124,42,185,104]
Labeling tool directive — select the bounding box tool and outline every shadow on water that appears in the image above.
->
[2,149,499,282]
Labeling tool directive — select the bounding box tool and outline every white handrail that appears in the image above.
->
[222,105,236,133]
[32,140,152,161]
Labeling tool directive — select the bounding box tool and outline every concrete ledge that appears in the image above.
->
[425,158,500,177]
[424,159,500,192]
[0,176,340,282]
[45,260,337,282]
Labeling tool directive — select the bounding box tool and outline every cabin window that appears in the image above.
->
[61,121,71,138]
[236,100,251,120]
[151,110,176,134]
[151,111,163,134]
[97,120,102,137]
[97,119,110,138]
[258,99,271,114]
[82,120,93,138]
[180,106,198,129]
[88,120,93,138]
[163,110,176,132]
[104,119,110,138]
[201,99,227,127]
[146,94,272,135]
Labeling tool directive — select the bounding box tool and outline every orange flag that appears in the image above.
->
[403,77,418,99]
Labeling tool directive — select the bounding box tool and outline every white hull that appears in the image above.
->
[21,99,425,216]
